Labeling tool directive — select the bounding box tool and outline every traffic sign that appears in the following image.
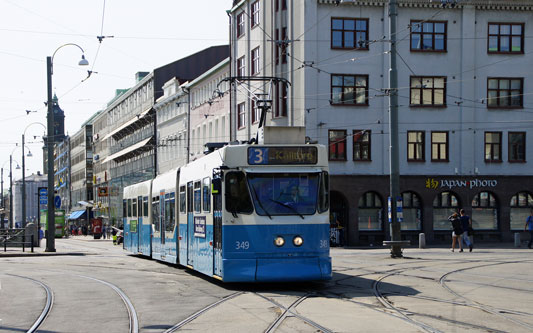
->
[54,195,61,209]
[39,198,48,205]
[39,188,48,196]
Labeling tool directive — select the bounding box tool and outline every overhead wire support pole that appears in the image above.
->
[387,0,404,258]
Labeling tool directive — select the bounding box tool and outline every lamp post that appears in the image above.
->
[2,156,21,229]
[22,122,46,229]
[46,44,89,252]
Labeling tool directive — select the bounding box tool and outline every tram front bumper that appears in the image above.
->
[222,256,332,282]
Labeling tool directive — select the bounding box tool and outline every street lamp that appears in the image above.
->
[46,44,89,252]
[2,156,21,229]
[22,122,46,229]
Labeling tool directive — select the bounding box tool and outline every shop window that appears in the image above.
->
[433,191,460,230]
[510,192,533,230]
[358,192,383,231]
[472,191,498,230]
[401,191,422,230]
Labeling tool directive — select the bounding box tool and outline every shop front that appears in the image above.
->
[330,175,533,246]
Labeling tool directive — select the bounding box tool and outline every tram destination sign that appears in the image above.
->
[248,146,318,165]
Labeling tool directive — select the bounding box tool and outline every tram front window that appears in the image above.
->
[225,172,253,215]
[247,173,320,217]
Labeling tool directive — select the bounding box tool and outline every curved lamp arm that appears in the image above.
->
[50,43,89,74]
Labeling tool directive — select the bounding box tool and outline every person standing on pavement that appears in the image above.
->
[448,212,463,252]
[525,210,533,249]
[459,209,473,252]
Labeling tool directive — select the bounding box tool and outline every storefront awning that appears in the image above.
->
[68,210,86,220]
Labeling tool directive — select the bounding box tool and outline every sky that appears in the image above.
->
[0,0,231,185]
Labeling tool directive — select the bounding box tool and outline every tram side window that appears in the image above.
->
[152,196,160,232]
[318,171,330,213]
[143,196,149,217]
[194,181,202,213]
[132,198,137,218]
[166,193,175,232]
[179,186,186,213]
[203,177,211,212]
[122,200,127,219]
[127,199,132,217]
[225,172,253,214]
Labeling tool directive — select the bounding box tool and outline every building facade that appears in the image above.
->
[230,0,533,245]
[13,172,47,228]
[93,45,230,225]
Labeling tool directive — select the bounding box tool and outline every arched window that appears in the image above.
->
[358,192,383,231]
[433,191,460,230]
[510,192,533,230]
[401,191,422,230]
[472,191,498,230]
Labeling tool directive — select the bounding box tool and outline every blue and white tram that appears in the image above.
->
[123,143,331,282]
[123,179,151,255]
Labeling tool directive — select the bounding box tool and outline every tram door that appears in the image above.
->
[186,182,194,266]
[212,172,223,277]
[130,196,141,253]
[160,191,166,257]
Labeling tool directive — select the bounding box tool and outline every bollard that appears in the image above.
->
[514,232,521,247]
[419,233,426,249]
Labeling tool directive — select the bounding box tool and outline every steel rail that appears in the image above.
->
[163,291,244,333]
[77,275,139,333]
[7,274,54,333]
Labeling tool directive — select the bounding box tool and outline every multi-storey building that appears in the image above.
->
[13,172,47,228]
[91,109,111,224]
[230,0,533,245]
[95,46,229,224]
[155,58,231,174]
[54,137,70,213]
[68,118,95,225]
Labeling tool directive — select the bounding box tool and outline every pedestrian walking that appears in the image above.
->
[459,209,473,252]
[525,210,533,249]
[102,225,106,239]
[448,212,463,252]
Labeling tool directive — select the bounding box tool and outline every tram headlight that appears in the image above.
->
[293,236,304,247]
[274,236,285,247]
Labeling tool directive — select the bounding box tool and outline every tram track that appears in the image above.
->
[255,292,333,333]
[75,274,139,333]
[163,291,244,333]
[7,274,54,333]
[439,260,533,331]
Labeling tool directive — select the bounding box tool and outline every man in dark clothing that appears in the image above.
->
[448,212,463,252]
[459,209,473,252]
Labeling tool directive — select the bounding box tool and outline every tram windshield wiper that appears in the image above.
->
[250,183,272,219]
[268,199,304,219]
